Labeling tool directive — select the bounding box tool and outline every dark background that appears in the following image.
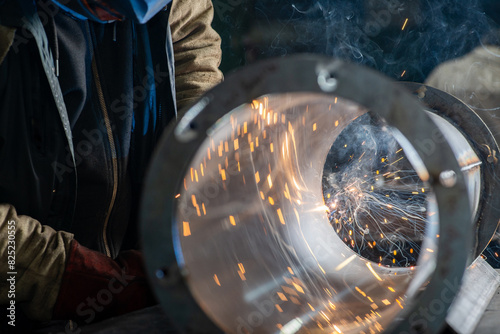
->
[212,0,500,82]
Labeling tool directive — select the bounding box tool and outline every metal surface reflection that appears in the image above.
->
[176,94,437,333]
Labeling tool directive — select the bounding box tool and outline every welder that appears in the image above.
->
[0,0,223,331]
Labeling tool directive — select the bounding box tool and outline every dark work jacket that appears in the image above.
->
[0,0,177,258]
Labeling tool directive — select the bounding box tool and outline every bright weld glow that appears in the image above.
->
[335,254,356,271]
[268,174,273,188]
[313,205,330,212]
[277,208,286,225]
[355,286,366,297]
[182,221,191,236]
[280,318,303,334]
[277,292,287,301]
[402,18,409,30]
[366,262,383,281]
[293,282,304,294]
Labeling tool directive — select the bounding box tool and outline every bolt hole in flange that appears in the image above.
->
[317,69,338,92]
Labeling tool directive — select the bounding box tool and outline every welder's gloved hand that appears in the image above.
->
[52,240,157,324]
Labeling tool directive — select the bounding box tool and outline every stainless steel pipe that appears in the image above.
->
[140,55,500,334]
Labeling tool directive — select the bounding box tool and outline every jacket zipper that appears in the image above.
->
[89,28,118,258]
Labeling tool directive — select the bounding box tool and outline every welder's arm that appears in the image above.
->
[170,0,224,110]
[0,203,72,321]
[0,204,156,323]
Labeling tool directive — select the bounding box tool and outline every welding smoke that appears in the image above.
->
[246,0,495,82]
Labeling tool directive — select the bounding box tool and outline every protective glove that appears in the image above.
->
[52,240,157,324]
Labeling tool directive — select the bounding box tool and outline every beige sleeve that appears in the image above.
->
[169,0,224,110]
[0,204,73,321]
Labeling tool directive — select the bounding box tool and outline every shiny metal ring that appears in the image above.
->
[141,55,472,334]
